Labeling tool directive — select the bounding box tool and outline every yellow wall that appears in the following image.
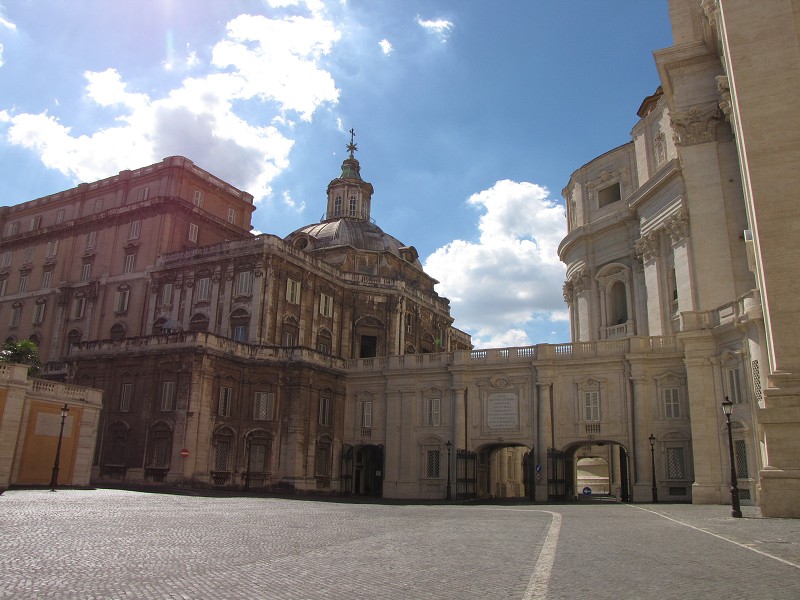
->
[15,401,82,485]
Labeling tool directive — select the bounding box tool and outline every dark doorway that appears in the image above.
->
[359,335,377,358]
[352,444,383,496]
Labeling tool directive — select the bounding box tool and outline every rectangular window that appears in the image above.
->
[18,275,28,293]
[728,368,743,404]
[123,253,136,274]
[196,277,211,301]
[233,324,247,342]
[427,397,441,427]
[71,297,86,319]
[160,380,176,411]
[235,271,253,296]
[32,302,45,324]
[315,445,329,477]
[46,240,59,258]
[253,392,275,421]
[41,270,52,289]
[193,190,203,207]
[666,447,686,480]
[151,436,169,467]
[30,216,41,231]
[598,182,621,208]
[406,313,413,334]
[129,220,141,240]
[1,251,11,267]
[214,440,230,471]
[114,289,130,312]
[349,196,357,215]
[137,187,149,201]
[219,386,233,417]
[0,279,6,297]
[95,198,103,213]
[734,439,749,478]
[250,443,267,473]
[80,263,92,282]
[286,278,301,304]
[282,331,294,346]
[227,208,236,224]
[188,223,198,242]
[426,449,441,478]
[86,231,97,249]
[55,210,65,224]
[664,388,681,419]
[320,293,333,317]
[9,306,20,327]
[120,383,133,412]
[360,401,372,428]
[24,247,34,262]
[333,197,342,216]
[161,283,173,305]
[583,391,600,421]
[9,222,19,235]
[319,397,331,426]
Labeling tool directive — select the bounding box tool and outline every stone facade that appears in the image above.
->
[0,0,797,515]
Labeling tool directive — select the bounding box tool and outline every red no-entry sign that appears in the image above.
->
[180,448,190,459]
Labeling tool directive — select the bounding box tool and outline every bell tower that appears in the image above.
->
[324,129,374,222]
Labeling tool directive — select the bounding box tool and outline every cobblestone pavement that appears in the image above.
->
[0,490,798,599]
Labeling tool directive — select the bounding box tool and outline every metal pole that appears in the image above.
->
[49,404,69,491]
[648,434,658,503]
[724,413,743,518]
[244,436,252,491]
[446,441,452,500]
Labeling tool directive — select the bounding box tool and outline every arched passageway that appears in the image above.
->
[550,441,631,501]
[476,444,534,500]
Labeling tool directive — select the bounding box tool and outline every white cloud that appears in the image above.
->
[0,10,341,203]
[281,189,305,211]
[416,16,453,43]
[379,39,392,55]
[424,180,567,349]
[0,43,4,67]
[0,15,15,31]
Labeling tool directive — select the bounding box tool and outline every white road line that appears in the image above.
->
[630,505,800,570]
[522,510,562,600]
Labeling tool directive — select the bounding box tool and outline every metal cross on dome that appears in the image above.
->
[347,128,358,158]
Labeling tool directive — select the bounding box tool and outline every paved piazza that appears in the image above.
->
[1,490,799,599]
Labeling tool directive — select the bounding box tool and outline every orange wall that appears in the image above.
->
[15,402,82,485]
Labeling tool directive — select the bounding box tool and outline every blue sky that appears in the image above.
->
[0,1,673,348]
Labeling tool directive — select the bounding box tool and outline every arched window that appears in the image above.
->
[609,281,627,324]
[282,316,299,347]
[110,323,126,341]
[189,313,210,332]
[212,426,235,472]
[152,317,167,335]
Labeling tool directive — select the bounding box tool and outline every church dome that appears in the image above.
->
[284,131,422,269]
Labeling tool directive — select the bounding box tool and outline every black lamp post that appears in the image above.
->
[243,435,252,491]
[445,441,452,501]
[648,433,658,503]
[721,397,743,518]
[49,404,69,492]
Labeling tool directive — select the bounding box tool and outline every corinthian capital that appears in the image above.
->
[672,104,722,146]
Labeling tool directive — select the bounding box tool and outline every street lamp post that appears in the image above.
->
[244,436,252,491]
[446,441,452,501]
[721,397,743,518]
[648,433,658,503]
[49,404,69,492]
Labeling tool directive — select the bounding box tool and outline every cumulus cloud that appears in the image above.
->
[379,39,393,55]
[0,6,340,202]
[416,16,453,43]
[424,180,567,349]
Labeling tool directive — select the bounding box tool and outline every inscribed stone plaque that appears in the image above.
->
[487,392,518,429]
[34,413,73,437]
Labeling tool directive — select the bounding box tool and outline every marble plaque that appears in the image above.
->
[34,413,73,437]
[487,392,518,429]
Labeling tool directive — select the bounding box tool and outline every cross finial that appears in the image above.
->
[346,128,358,158]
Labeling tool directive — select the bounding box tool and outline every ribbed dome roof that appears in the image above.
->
[287,219,422,269]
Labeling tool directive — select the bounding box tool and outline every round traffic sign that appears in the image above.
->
[180,448,190,459]
[582,486,592,496]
